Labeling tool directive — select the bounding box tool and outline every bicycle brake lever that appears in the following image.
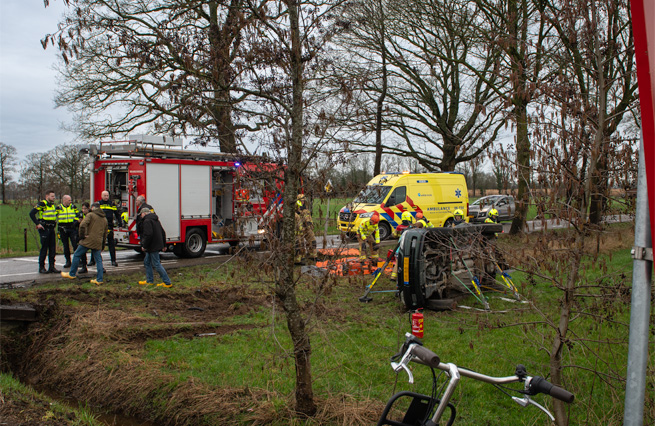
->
[390,347,415,384]
[391,361,414,384]
[511,396,555,421]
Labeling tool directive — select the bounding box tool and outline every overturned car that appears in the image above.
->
[395,224,511,311]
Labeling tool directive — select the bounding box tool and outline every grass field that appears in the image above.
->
[0,202,43,256]
[1,222,650,425]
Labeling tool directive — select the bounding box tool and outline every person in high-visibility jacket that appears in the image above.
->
[29,190,59,274]
[414,211,434,228]
[400,210,414,226]
[452,209,466,226]
[56,194,80,268]
[358,212,380,262]
[485,208,499,224]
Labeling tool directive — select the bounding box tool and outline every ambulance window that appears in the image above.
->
[386,186,406,206]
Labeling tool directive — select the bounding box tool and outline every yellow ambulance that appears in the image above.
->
[338,172,469,240]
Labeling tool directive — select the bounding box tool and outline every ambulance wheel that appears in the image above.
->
[378,222,391,241]
[443,218,454,228]
[182,228,207,258]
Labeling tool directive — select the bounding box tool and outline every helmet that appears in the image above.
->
[489,208,499,217]
[370,213,380,224]
[297,193,305,201]
[416,212,424,219]
[454,209,464,217]
[401,211,413,222]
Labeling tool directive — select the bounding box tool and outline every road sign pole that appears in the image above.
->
[624,138,652,426]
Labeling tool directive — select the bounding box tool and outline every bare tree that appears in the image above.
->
[472,0,554,234]
[334,0,506,171]
[239,0,347,415]
[51,144,91,200]
[20,152,53,201]
[0,143,18,204]
[542,0,638,225]
[44,0,266,152]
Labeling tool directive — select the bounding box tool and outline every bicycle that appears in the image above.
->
[378,333,575,425]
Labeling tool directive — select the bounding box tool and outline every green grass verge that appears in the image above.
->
[0,372,104,426]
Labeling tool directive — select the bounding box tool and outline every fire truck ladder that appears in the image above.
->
[81,140,264,163]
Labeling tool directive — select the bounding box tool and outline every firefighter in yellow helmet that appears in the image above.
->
[393,210,415,237]
[452,209,466,226]
[358,212,380,263]
[400,210,414,226]
[413,211,434,228]
[485,208,499,224]
[295,194,317,264]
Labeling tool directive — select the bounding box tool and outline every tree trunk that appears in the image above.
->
[549,233,583,426]
[1,168,6,204]
[209,1,238,153]
[507,0,530,235]
[277,0,317,416]
[373,0,387,176]
[509,102,530,234]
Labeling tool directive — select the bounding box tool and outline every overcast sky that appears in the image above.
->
[0,0,74,163]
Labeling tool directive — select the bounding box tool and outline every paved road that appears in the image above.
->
[0,215,632,288]
[0,235,352,288]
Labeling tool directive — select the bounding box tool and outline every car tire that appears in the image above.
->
[443,218,454,228]
[378,221,391,241]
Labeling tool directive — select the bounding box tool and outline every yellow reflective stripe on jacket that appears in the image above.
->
[358,220,380,243]
[422,219,434,228]
[37,200,57,222]
[99,203,117,211]
[57,204,79,224]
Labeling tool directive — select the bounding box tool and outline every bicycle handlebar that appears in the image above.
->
[410,344,441,368]
[528,376,575,403]
[390,333,574,424]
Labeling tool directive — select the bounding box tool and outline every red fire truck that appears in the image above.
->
[82,136,283,258]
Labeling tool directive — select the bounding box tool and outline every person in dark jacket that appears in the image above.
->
[135,194,154,237]
[138,208,171,288]
[97,190,118,267]
[61,203,108,285]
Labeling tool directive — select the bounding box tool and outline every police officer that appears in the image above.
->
[97,190,119,267]
[29,190,59,273]
[56,195,80,268]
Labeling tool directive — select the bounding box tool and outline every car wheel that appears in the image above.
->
[378,221,391,241]
[182,228,207,258]
[443,218,454,228]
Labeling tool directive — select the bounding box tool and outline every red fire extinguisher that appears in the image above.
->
[411,309,424,338]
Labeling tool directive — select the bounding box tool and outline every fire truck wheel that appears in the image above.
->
[181,228,207,258]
